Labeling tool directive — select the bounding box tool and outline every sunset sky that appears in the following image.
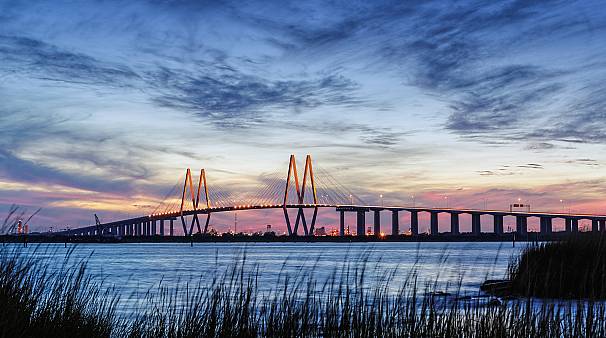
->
[1,0,605,233]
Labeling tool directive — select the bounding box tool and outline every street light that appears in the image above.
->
[444,196,449,208]
[380,194,384,207]
[411,195,415,207]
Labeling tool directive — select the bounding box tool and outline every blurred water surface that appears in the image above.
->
[19,242,522,313]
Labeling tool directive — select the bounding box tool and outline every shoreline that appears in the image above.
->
[1,231,594,244]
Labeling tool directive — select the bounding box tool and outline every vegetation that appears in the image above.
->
[1,244,606,337]
[509,233,606,299]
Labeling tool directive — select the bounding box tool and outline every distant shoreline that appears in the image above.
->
[0,232,593,244]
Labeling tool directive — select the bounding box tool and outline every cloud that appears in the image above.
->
[445,66,564,133]
[0,149,135,194]
[527,82,606,143]
[148,65,364,128]
[0,35,139,87]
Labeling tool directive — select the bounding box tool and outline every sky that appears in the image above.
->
[1,0,605,234]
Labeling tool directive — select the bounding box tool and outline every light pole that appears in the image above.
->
[444,196,449,208]
[411,195,415,207]
[349,194,353,205]
[380,194,384,207]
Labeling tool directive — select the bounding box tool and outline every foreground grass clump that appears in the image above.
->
[509,234,606,299]
[2,245,606,337]
[0,247,119,337]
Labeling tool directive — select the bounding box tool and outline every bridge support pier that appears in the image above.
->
[430,212,439,235]
[592,219,599,232]
[450,213,459,234]
[571,219,579,232]
[540,217,552,234]
[391,210,399,236]
[374,210,381,236]
[494,215,504,235]
[340,210,345,236]
[410,211,418,236]
[152,221,157,236]
[600,220,606,232]
[357,210,366,236]
[170,219,174,236]
[472,213,481,235]
[565,218,573,232]
[160,220,165,236]
[516,216,527,235]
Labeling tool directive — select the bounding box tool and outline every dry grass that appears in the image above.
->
[1,244,606,337]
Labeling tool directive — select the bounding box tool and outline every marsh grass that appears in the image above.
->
[1,244,606,337]
[509,233,606,300]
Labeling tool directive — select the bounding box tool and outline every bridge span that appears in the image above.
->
[58,155,606,238]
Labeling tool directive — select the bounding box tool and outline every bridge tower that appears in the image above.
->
[283,154,318,236]
[180,168,211,236]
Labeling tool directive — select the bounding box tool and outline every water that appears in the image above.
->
[14,242,523,313]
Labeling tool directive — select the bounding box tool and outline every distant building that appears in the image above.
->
[314,227,327,236]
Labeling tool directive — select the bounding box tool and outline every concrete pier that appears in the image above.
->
[516,216,527,234]
[450,213,459,234]
[340,210,345,236]
[493,214,504,234]
[540,217,552,234]
[430,212,439,235]
[410,211,418,235]
[356,210,366,236]
[391,210,399,236]
[374,210,381,236]
[472,213,481,235]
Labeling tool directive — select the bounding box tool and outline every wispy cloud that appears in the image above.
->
[0,35,139,87]
[149,64,364,128]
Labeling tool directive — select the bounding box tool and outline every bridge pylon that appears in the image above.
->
[283,154,318,236]
[180,168,211,236]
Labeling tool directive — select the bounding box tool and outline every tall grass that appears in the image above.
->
[2,245,606,337]
[0,246,119,337]
[509,233,606,299]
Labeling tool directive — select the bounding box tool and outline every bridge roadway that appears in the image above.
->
[58,204,606,237]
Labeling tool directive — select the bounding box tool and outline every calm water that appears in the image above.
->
[15,242,523,313]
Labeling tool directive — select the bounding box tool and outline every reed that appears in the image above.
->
[508,233,606,299]
[1,244,606,337]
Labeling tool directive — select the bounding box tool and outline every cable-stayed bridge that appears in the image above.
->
[58,155,606,238]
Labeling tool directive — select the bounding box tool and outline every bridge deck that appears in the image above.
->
[57,204,606,236]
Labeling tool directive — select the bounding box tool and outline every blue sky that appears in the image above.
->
[1,0,605,233]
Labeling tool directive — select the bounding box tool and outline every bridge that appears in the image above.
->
[58,155,606,238]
